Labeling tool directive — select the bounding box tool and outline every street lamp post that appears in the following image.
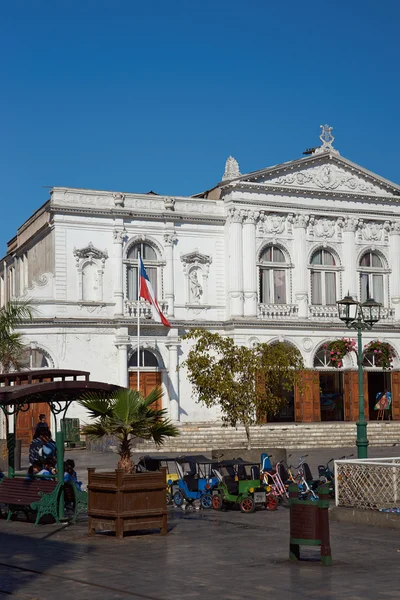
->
[336,295,382,459]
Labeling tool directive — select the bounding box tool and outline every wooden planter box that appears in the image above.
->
[87,467,167,539]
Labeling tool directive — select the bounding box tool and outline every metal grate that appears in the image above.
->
[335,458,400,510]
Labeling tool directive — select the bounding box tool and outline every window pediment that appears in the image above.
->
[73,242,108,264]
[180,250,212,268]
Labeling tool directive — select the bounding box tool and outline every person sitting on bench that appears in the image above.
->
[27,460,43,479]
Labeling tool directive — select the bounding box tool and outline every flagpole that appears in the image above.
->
[137,252,141,392]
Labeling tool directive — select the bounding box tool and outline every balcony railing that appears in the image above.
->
[309,305,395,321]
[257,303,298,319]
[124,300,168,319]
[308,305,339,320]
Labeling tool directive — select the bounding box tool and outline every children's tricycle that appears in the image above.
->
[211,459,268,513]
[137,455,180,504]
[173,455,220,509]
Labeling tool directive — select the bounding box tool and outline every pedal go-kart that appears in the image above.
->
[136,455,180,504]
[211,459,269,513]
[173,455,220,509]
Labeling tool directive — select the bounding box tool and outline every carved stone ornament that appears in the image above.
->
[113,192,125,207]
[164,233,178,246]
[343,217,359,232]
[243,210,259,225]
[313,124,340,156]
[73,242,108,264]
[222,156,241,181]
[312,217,335,239]
[181,249,212,272]
[361,222,383,242]
[113,228,126,244]
[390,220,400,234]
[227,207,244,224]
[258,212,286,235]
[293,213,309,229]
[267,163,378,194]
[164,197,175,211]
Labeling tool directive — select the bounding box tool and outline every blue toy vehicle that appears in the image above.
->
[173,455,220,509]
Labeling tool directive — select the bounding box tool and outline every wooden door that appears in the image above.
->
[391,371,400,420]
[294,370,320,422]
[129,372,162,411]
[344,371,369,421]
[16,403,51,445]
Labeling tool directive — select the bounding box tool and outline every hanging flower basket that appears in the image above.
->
[326,338,356,368]
[364,341,395,370]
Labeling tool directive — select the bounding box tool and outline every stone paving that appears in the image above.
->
[1,446,399,599]
[1,503,400,599]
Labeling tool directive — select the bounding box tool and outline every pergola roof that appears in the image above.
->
[0,369,120,406]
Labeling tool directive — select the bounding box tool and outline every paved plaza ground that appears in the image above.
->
[1,447,400,599]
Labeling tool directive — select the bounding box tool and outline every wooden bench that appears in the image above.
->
[0,478,88,525]
[0,477,59,525]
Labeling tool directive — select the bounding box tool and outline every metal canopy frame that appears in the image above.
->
[0,369,120,520]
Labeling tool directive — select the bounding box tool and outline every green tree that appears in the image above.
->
[0,301,33,373]
[182,329,304,449]
[79,387,180,473]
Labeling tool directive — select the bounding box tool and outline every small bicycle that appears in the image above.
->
[261,455,289,510]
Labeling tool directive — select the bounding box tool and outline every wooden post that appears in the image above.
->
[116,469,124,539]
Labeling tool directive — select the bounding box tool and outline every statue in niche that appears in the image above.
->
[189,270,203,304]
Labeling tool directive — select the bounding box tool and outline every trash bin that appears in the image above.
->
[289,483,332,566]
[61,418,80,448]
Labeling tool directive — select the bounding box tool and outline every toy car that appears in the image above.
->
[211,459,268,513]
[173,455,221,509]
[136,455,180,504]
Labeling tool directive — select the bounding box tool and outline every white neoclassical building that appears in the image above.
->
[2,125,400,439]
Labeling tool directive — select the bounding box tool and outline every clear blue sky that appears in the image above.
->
[1,1,399,250]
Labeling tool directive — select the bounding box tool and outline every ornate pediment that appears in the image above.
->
[73,242,108,264]
[180,249,212,267]
[232,154,400,198]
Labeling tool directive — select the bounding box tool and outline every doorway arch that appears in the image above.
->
[127,347,164,411]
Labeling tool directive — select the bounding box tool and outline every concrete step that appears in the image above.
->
[132,421,400,452]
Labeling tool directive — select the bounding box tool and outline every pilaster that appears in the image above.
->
[390,221,400,320]
[293,214,309,318]
[342,217,358,299]
[242,210,258,317]
[163,232,177,317]
[227,208,244,317]
[113,228,125,317]
[166,328,180,422]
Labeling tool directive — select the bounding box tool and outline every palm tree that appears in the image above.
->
[79,387,179,473]
[0,301,33,373]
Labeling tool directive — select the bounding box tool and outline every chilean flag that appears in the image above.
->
[139,257,171,327]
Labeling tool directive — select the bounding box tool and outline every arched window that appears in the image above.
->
[126,242,159,301]
[259,246,287,304]
[310,249,338,305]
[359,251,385,305]
[313,345,334,368]
[313,343,344,421]
[20,347,52,369]
[129,349,159,368]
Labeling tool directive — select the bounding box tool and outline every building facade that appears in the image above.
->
[2,126,400,437]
